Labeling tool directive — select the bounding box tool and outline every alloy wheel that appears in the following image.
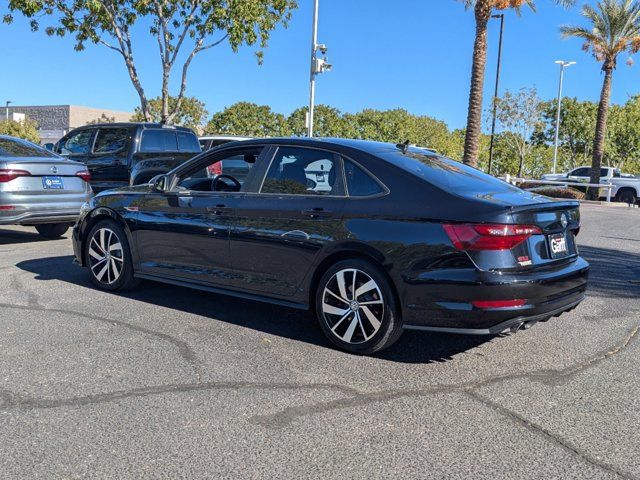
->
[87,228,124,285]
[321,268,385,345]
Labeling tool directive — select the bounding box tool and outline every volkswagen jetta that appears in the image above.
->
[72,138,589,354]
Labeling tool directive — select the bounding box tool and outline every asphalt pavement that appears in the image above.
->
[0,204,639,479]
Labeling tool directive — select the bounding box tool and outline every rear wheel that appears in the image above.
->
[35,223,71,239]
[85,219,139,291]
[616,189,637,205]
[315,259,403,354]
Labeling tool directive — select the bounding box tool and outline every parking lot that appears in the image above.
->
[0,204,638,479]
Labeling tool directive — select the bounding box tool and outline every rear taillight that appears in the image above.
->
[443,224,542,251]
[207,162,222,176]
[76,170,91,183]
[0,169,31,182]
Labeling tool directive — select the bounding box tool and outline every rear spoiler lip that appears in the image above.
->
[507,200,580,215]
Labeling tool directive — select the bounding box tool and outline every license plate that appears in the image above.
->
[549,233,569,259]
[42,176,64,189]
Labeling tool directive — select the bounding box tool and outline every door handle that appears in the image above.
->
[301,208,332,218]
[207,204,232,215]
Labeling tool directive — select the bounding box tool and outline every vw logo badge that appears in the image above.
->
[560,213,568,229]
[51,166,58,174]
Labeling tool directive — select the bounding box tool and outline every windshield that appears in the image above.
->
[378,146,521,194]
[0,137,57,158]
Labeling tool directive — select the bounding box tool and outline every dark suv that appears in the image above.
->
[55,123,201,192]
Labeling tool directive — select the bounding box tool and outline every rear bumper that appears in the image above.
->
[0,209,82,225]
[401,256,589,334]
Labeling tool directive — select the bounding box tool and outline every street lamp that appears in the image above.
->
[552,60,576,174]
[5,100,12,122]
[307,0,332,137]
[487,14,505,176]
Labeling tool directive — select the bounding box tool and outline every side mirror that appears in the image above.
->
[43,143,55,151]
[149,174,168,192]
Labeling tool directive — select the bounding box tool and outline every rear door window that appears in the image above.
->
[261,147,342,196]
[140,130,178,152]
[93,128,130,154]
[571,168,589,177]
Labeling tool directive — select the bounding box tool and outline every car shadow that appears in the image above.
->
[16,245,638,363]
[579,245,640,299]
[0,227,48,245]
[16,255,493,364]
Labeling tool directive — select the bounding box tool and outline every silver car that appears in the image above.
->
[0,135,92,238]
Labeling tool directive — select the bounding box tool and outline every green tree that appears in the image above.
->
[205,102,291,137]
[345,109,459,157]
[561,0,640,198]
[6,0,296,124]
[86,113,116,125]
[493,87,545,177]
[606,96,640,171]
[460,0,574,168]
[287,105,354,138]
[0,119,40,143]
[131,96,208,130]
[535,97,598,171]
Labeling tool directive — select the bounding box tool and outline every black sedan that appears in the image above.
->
[72,138,589,354]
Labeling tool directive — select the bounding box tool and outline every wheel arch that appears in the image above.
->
[79,208,135,267]
[307,244,402,320]
[616,187,638,203]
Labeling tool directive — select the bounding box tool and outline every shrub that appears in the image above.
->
[527,186,586,200]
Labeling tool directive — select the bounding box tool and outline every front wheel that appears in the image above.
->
[85,219,139,291]
[35,223,71,239]
[315,259,403,354]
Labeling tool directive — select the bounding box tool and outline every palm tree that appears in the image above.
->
[461,0,574,168]
[561,0,640,200]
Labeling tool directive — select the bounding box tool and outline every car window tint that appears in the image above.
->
[262,147,338,196]
[344,159,384,196]
[60,130,93,155]
[572,168,589,177]
[93,128,129,154]
[0,138,56,158]
[177,132,201,153]
[140,130,178,152]
[599,168,609,177]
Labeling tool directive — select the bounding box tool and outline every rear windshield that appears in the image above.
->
[0,138,56,158]
[378,146,521,194]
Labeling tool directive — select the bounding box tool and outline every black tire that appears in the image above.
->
[616,189,637,205]
[85,219,139,291]
[35,223,71,239]
[315,258,403,354]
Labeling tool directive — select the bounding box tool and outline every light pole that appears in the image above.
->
[4,101,12,122]
[487,14,504,176]
[307,0,331,137]
[552,60,575,174]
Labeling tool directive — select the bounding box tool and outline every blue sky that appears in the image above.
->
[1,0,639,130]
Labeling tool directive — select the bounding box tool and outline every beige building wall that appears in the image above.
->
[68,105,133,128]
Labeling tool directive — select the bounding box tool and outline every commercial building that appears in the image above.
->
[1,105,133,144]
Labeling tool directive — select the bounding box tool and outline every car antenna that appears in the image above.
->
[396,140,410,154]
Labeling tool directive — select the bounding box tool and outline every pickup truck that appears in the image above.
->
[541,166,640,204]
[53,123,201,192]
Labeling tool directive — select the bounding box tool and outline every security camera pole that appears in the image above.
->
[307,0,331,137]
[552,60,576,174]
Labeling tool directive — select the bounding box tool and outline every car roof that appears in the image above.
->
[69,122,195,132]
[225,136,426,155]
[199,135,253,141]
